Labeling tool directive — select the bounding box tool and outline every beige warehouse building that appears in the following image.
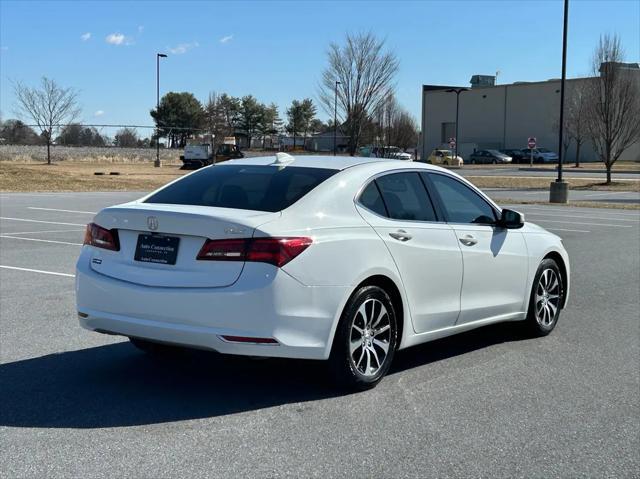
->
[420,67,640,163]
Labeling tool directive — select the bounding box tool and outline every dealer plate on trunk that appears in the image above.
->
[134,234,180,265]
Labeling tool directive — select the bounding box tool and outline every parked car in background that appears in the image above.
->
[359,146,413,161]
[467,149,512,164]
[519,148,559,164]
[427,149,464,166]
[77,153,570,391]
[500,149,527,163]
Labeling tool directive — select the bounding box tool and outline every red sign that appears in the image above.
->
[527,137,536,149]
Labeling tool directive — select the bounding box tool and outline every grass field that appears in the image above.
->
[2,161,639,193]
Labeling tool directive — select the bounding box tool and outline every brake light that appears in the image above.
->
[83,223,120,251]
[197,237,312,267]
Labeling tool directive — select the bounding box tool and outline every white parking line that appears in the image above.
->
[2,229,85,235]
[582,191,638,198]
[0,265,75,277]
[0,235,83,246]
[545,227,590,233]
[525,212,640,222]
[516,206,640,217]
[0,217,86,226]
[534,219,633,228]
[27,207,97,214]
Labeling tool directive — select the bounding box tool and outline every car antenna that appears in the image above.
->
[273,152,295,167]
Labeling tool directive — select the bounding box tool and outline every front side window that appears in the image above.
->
[375,172,437,222]
[426,173,497,225]
[145,165,337,212]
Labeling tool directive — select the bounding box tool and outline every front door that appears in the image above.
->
[424,172,529,324]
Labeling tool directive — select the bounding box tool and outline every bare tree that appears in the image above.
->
[566,81,589,167]
[14,77,80,164]
[368,94,418,152]
[114,127,139,148]
[319,32,399,155]
[585,34,640,184]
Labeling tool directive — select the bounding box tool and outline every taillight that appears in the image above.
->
[197,237,312,267]
[83,223,120,251]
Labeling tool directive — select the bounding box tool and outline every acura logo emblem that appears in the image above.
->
[147,216,159,231]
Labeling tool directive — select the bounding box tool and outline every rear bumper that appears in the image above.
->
[75,249,348,360]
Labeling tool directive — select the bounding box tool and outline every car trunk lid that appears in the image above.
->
[88,203,280,288]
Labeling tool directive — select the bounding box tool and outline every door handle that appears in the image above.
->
[459,235,477,246]
[389,230,412,242]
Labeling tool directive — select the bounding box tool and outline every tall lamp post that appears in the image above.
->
[333,80,341,156]
[155,53,167,168]
[445,87,469,162]
[550,0,569,203]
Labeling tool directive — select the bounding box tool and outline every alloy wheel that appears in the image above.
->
[535,269,561,327]
[350,298,392,377]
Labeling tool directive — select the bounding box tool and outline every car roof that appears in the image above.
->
[223,154,388,170]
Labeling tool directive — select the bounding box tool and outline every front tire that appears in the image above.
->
[523,259,564,336]
[329,286,398,391]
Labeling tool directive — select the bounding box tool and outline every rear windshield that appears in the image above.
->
[145,164,338,212]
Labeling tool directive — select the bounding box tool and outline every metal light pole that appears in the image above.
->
[155,53,167,168]
[333,81,341,156]
[446,88,469,161]
[550,0,569,203]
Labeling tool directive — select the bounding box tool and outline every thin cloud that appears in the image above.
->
[168,41,199,55]
[219,35,233,44]
[137,25,144,34]
[94,110,104,117]
[105,33,133,46]
[80,32,91,42]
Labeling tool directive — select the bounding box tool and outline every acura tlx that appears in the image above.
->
[76,153,569,390]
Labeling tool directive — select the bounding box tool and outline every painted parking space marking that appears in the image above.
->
[27,207,97,214]
[0,217,86,226]
[545,227,590,233]
[524,212,640,222]
[0,235,83,246]
[0,265,75,277]
[515,206,640,217]
[2,229,85,235]
[534,219,633,228]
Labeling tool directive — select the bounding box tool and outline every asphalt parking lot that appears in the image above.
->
[1,191,639,478]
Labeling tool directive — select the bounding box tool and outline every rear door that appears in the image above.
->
[356,171,463,333]
[424,172,529,324]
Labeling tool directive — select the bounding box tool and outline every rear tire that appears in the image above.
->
[522,259,564,337]
[328,286,398,391]
[129,337,183,355]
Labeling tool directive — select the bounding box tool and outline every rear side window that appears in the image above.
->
[375,172,437,221]
[145,165,337,212]
[359,182,388,217]
[426,173,497,224]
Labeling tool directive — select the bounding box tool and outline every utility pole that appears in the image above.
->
[550,0,569,203]
[155,53,167,168]
[446,87,469,161]
[333,80,340,156]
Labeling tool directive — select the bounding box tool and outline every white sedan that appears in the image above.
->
[76,153,570,390]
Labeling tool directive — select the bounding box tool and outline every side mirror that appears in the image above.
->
[499,208,524,229]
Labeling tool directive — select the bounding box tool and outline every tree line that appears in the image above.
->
[5,32,636,182]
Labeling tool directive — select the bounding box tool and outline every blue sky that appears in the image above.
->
[1,0,639,132]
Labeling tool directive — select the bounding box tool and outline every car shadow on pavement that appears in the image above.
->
[0,322,526,429]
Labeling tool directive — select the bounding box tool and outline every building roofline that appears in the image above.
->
[423,76,600,93]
